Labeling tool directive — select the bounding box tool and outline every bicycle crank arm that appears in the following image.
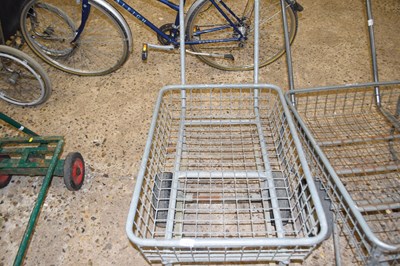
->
[142,43,175,61]
[141,43,234,61]
[185,50,234,60]
[147,43,175,51]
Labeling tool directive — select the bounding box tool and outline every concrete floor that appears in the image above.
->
[0,0,399,265]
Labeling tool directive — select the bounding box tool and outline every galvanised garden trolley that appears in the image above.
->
[126,1,329,265]
[0,113,85,265]
[284,0,400,264]
[287,82,400,265]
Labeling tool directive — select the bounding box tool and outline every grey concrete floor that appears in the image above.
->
[1,0,399,265]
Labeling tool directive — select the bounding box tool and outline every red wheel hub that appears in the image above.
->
[72,158,84,185]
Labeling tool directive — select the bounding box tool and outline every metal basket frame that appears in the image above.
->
[126,83,329,265]
[286,81,400,265]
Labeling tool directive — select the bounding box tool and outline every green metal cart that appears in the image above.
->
[0,112,85,265]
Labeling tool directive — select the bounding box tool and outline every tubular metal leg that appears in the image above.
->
[365,0,381,105]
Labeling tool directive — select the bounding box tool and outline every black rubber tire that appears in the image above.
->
[152,172,173,227]
[0,155,12,189]
[63,152,85,191]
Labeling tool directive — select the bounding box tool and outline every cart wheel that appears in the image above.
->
[63,152,85,191]
[0,155,12,188]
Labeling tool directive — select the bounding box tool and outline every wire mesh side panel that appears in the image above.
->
[290,84,400,265]
[136,246,314,264]
[129,86,325,264]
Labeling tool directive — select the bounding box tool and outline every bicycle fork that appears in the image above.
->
[71,0,91,44]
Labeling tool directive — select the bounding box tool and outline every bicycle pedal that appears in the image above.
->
[142,43,148,61]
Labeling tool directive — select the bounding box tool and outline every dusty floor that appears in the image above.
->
[1,0,399,265]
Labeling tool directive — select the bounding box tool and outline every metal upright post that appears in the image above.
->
[254,0,285,238]
[280,0,296,106]
[254,0,260,84]
[165,0,187,243]
[365,0,381,106]
[179,0,186,86]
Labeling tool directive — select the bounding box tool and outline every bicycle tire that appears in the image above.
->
[186,0,298,71]
[20,0,131,76]
[0,45,51,106]
[22,2,76,58]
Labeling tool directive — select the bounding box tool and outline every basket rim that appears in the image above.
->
[126,83,330,248]
[285,81,400,253]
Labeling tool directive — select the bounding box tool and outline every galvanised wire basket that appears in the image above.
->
[126,84,329,265]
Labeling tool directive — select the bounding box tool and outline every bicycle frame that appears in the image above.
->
[73,0,247,46]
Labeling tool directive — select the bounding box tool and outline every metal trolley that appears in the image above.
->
[0,113,85,265]
[286,81,400,265]
[126,84,329,265]
[282,0,400,264]
[126,1,329,265]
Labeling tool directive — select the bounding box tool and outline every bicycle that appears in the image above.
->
[20,0,303,76]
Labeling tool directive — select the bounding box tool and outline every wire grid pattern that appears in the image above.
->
[129,86,326,264]
[289,84,400,265]
[136,245,315,264]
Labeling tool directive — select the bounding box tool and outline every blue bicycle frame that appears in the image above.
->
[72,0,247,46]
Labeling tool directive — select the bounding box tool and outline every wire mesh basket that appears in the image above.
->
[286,82,400,265]
[126,84,329,265]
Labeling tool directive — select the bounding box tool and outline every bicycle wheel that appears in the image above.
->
[20,0,131,76]
[0,45,51,106]
[186,0,298,71]
[22,2,77,58]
